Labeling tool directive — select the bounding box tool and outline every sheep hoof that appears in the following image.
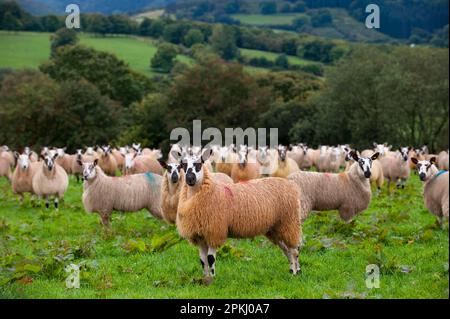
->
[201,276,214,286]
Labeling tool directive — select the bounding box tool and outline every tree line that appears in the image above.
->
[0,35,448,153]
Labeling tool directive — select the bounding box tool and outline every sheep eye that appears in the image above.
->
[194,162,202,172]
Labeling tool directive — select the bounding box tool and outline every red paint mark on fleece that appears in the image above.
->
[324,173,332,178]
[223,186,233,198]
[238,180,250,184]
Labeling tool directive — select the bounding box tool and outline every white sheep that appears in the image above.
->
[32,153,69,209]
[411,157,449,226]
[11,152,41,202]
[437,150,449,171]
[380,147,411,190]
[79,159,163,227]
[288,151,380,222]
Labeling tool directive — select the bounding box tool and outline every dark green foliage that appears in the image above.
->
[260,2,277,15]
[0,71,123,150]
[310,9,333,27]
[151,43,179,73]
[40,45,153,107]
[210,24,240,60]
[50,28,78,57]
[291,46,449,151]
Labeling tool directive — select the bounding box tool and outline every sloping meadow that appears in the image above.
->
[0,174,448,298]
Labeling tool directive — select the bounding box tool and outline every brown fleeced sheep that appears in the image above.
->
[270,146,300,178]
[380,147,411,190]
[80,159,163,227]
[176,151,302,277]
[231,149,261,183]
[98,146,118,176]
[288,151,379,222]
[0,157,12,182]
[412,157,449,226]
[32,154,69,209]
[159,160,233,225]
[11,153,40,202]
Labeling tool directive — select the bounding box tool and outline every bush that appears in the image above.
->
[151,43,179,73]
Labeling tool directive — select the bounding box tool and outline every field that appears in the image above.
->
[231,13,304,26]
[0,31,193,76]
[241,48,314,66]
[0,173,448,299]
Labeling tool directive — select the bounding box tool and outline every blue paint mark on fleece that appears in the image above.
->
[432,170,448,182]
[144,172,155,186]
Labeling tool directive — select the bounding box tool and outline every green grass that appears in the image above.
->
[241,48,314,66]
[231,14,304,26]
[0,172,448,298]
[0,31,193,77]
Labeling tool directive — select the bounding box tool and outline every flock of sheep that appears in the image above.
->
[0,142,449,277]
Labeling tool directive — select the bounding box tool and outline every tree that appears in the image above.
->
[275,54,289,69]
[183,28,205,47]
[0,70,124,150]
[165,58,273,136]
[293,46,449,151]
[40,15,61,32]
[260,2,277,15]
[310,9,333,27]
[40,45,152,107]
[86,14,112,35]
[210,25,239,61]
[1,12,22,30]
[50,28,78,57]
[292,16,310,31]
[151,43,179,73]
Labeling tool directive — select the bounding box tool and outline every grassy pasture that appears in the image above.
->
[0,172,448,299]
[0,31,193,77]
[240,48,314,66]
[231,14,304,26]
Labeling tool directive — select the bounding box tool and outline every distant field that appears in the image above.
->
[132,9,167,23]
[231,14,303,26]
[241,48,314,66]
[0,31,193,76]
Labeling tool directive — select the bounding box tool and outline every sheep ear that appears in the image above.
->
[171,150,182,161]
[201,148,213,163]
[14,151,20,159]
[430,157,436,165]
[371,152,380,161]
[40,154,45,161]
[77,159,83,167]
[373,142,378,147]
[93,159,99,167]
[351,151,359,162]
[411,157,418,165]
[158,159,168,170]
[53,153,58,160]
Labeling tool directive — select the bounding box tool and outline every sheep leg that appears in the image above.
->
[277,241,300,275]
[54,197,59,210]
[207,247,217,277]
[198,240,209,277]
[100,212,112,228]
[45,196,50,209]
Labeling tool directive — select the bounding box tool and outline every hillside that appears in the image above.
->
[17,0,176,15]
[0,31,193,76]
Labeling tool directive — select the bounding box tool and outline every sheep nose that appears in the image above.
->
[364,171,371,178]
[419,173,426,181]
[186,173,196,186]
[171,173,179,183]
